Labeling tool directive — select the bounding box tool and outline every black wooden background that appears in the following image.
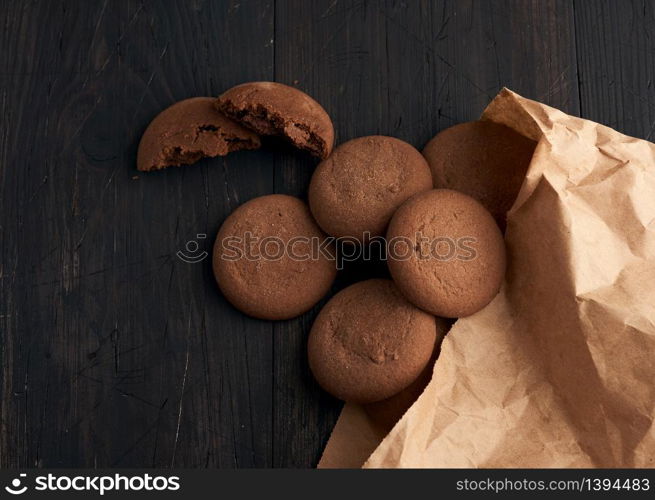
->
[1,0,654,468]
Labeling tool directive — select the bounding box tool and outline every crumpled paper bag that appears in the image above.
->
[319,88,655,468]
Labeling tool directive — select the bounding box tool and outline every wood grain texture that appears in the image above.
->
[0,0,649,468]
[574,0,655,139]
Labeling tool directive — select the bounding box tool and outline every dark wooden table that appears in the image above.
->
[1,0,654,468]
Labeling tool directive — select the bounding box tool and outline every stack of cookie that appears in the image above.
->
[137,82,536,430]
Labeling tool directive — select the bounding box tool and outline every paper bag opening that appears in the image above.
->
[319,88,655,469]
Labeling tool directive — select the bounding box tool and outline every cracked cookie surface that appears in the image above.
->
[137,97,261,171]
[212,194,337,320]
[308,279,437,404]
[216,82,334,159]
[364,316,452,431]
[386,189,506,318]
[308,136,432,242]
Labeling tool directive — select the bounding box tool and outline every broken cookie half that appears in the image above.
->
[137,97,261,172]
[216,82,335,159]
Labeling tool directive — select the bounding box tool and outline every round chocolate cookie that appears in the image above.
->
[422,121,536,230]
[213,194,336,320]
[308,136,433,242]
[137,97,260,171]
[386,189,506,318]
[364,317,452,431]
[307,279,437,404]
[216,82,334,159]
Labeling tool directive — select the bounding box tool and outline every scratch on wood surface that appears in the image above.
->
[130,42,169,122]
[242,329,256,463]
[536,66,572,105]
[171,345,190,467]
[320,0,339,19]
[380,8,494,99]
[296,1,366,84]
[433,4,450,42]
[487,4,502,93]
[89,0,110,50]
[62,94,103,151]
[645,116,655,140]
[91,2,146,79]
[110,422,158,467]
[224,364,239,467]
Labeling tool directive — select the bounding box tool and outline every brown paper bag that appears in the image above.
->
[319,88,655,468]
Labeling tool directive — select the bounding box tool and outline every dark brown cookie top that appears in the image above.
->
[308,136,433,242]
[422,121,536,230]
[213,194,337,321]
[216,82,335,159]
[307,279,437,404]
[364,317,452,431]
[386,189,506,318]
[137,97,260,172]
